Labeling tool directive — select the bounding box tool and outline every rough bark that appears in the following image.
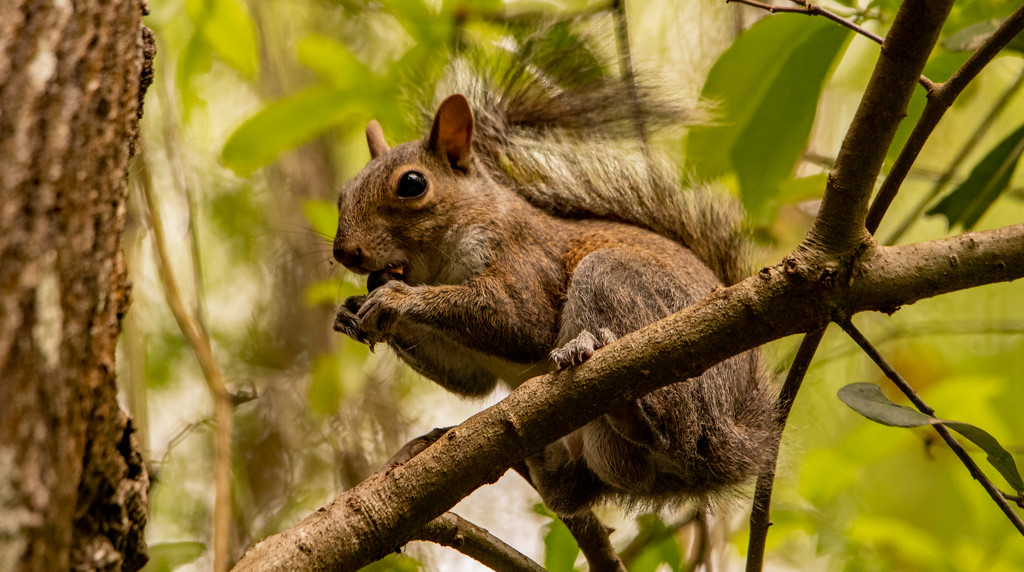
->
[0,1,154,570]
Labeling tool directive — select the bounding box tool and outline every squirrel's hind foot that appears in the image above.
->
[551,328,617,369]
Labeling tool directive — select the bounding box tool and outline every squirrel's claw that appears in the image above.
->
[333,295,365,340]
[551,328,618,370]
[355,280,407,343]
[335,294,385,353]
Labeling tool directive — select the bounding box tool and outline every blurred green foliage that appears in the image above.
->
[684,15,850,223]
[129,0,1024,570]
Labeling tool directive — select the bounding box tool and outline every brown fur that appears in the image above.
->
[333,83,779,515]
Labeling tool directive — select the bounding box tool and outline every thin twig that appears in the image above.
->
[561,514,627,572]
[886,66,1024,244]
[745,327,826,572]
[412,512,546,572]
[866,4,1024,234]
[610,0,648,150]
[155,56,211,335]
[1002,491,1024,509]
[691,510,711,572]
[840,320,1024,536]
[726,0,935,89]
[817,319,1024,363]
[137,148,235,572]
[729,0,881,43]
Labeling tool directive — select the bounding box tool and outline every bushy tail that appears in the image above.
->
[430,44,749,285]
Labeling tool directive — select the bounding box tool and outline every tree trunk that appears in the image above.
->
[0,1,154,570]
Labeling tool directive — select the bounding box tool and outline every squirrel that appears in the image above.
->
[331,50,780,515]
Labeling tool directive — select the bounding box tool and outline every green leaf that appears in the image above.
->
[221,86,361,177]
[947,422,1024,491]
[527,22,608,87]
[186,0,259,78]
[927,121,1024,229]
[628,514,683,572]
[381,0,451,45]
[296,35,376,89]
[534,504,580,572]
[685,16,849,222]
[303,199,339,239]
[142,541,205,572]
[357,552,421,571]
[176,33,213,117]
[944,2,1024,46]
[776,173,830,204]
[838,383,935,427]
[838,383,1024,492]
[943,20,1001,52]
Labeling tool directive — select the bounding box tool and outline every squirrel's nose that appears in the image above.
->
[333,237,363,270]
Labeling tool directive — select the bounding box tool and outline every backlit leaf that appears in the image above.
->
[534,504,580,572]
[222,87,363,176]
[186,0,259,78]
[685,16,849,222]
[296,35,376,89]
[628,514,683,572]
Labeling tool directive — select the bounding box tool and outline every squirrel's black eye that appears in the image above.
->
[396,171,428,199]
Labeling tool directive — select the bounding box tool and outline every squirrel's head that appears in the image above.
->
[334,94,493,289]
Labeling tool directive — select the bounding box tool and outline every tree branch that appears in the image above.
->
[744,2,954,566]
[411,512,546,572]
[884,66,1024,243]
[839,320,1024,535]
[232,221,1024,571]
[807,0,953,253]
[866,4,1024,234]
[560,514,626,572]
[745,327,826,572]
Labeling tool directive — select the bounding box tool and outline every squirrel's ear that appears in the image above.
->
[427,94,473,171]
[366,120,389,159]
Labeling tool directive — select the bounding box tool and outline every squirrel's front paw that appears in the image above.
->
[333,295,366,341]
[356,281,409,347]
[551,328,617,369]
